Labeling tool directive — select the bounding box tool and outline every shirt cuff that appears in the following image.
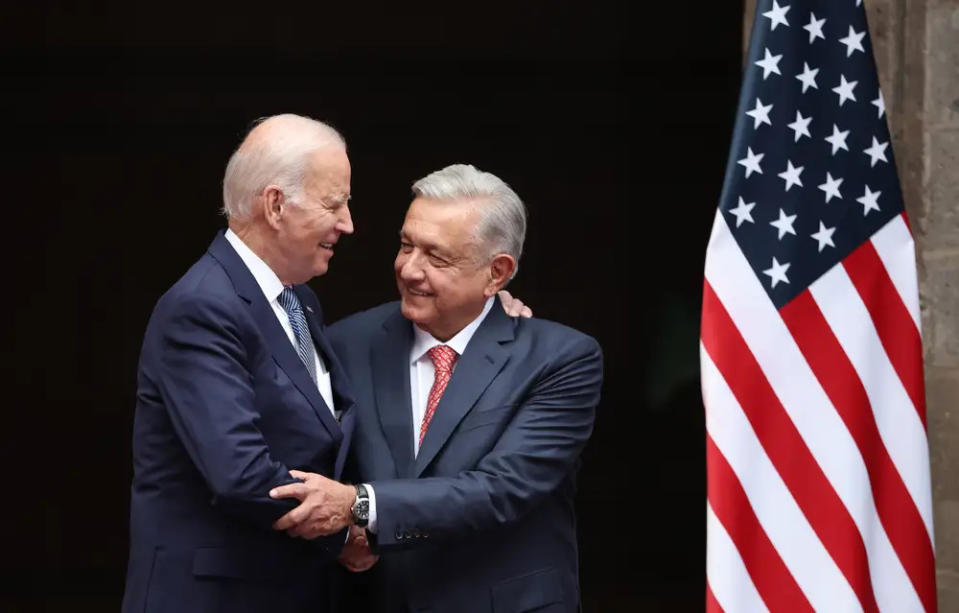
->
[364,483,378,534]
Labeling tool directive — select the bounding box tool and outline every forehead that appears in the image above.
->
[402,197,482,248]
[304,146,351,191]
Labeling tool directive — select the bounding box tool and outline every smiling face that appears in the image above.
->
[273,146,353,283]
[395,196,504,341]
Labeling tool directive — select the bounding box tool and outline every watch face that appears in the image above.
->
[355,500,369,517]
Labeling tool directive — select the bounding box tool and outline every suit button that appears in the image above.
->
[395,528,404,540]
[412,529,421,539]
[403,531,412,540]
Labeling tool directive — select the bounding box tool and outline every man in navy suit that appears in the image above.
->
[122,114,365,612]
[271,164,603,612]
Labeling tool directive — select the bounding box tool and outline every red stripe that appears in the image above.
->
[702,280,879,613]
[843,240,926,426]
[901,210,913,234]
[707,435,813,612]
[783,291,937,612]
[705,581,725,613]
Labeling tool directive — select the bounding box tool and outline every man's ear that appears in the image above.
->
[484,254,517,297]
[261,186,286,230]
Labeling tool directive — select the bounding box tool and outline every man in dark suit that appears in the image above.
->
[122,114,364,613]
[270,163,603,612]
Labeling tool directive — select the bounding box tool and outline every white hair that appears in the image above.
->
[221,114,345,221]
[412,164,527,272]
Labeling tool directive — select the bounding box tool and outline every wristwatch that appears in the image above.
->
[351,484,370,528]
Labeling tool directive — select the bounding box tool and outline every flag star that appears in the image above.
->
[762,1,790,30]
[803,12,826,43]
[856,185,882,215]
[795,62,819,93]
[864,136,889,166]
[746,97,773,128]
[737,147,764,177]
[825,124,850,155]
[818,172,844,202]
[811,221,836,252]
[872,90,886,118]
[778,160,804,191]
[787,110,812,142]
[755,48,783,80]
[728,197,757,227]
[770,208,798,239]
[832,74,858,106]
[838,25,866,57]
[763,257,791,288]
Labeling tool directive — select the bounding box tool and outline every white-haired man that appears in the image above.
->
[270,164,603,613]
[122,114,360,613]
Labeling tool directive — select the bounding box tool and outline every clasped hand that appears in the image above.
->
[270,470,378,571]
[269,470,355,538]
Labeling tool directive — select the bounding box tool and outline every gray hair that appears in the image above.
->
[412,164,527,272]
[222,114,345,221]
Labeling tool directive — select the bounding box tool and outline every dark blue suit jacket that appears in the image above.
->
[122,232,356,613]
[329,302,602,613]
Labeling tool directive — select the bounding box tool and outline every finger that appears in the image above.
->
[273,511,297,531]
[270,483,309,500]
[273,503,309,530]
[521,305,533,318]
[288,469,314,481]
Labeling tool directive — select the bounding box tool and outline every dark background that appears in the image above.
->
[2,2,742,611]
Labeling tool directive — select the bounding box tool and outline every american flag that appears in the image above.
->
[701,1,937,611]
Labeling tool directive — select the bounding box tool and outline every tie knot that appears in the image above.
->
[427,345,457,375]
[277,287,302,315]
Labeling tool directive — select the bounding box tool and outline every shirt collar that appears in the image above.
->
[410,297,495,364]
[224,228,286,303]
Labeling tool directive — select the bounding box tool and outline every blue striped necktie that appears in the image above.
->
[277,287,318,385]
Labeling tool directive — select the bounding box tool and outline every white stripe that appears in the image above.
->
[706,502,770,613]
[703,211,923,612]
[870,215,921,332]
[810,263,934,540]
[703,345,860,612]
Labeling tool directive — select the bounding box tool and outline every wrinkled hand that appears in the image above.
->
[270,470,355,539]
[497,290,533,318]
[339,524,378,572]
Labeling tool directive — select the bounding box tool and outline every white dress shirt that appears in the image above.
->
[224,229,336,417]
[366,296,495,533]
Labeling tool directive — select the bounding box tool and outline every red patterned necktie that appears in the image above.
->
[419,344,458,445]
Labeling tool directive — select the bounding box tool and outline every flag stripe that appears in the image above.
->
[871,214,921,331]
[706,434,813,612]
[843,241,927,425]
[702,278,878,612]
[706,503,770,613]
[703,344,862,612]
[705,581,725,613]
[810,262,933,535]
[781,290,932,612]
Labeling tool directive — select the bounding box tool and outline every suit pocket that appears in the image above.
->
[458,403,516,432]
[490,567,565,613]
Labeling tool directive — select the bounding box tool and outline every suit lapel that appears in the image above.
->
[295,285,357,462]
[207,232,341,443]
[413,305,515,477]
[372,309,416,477]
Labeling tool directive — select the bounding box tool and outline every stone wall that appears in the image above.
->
[743,0,959,609]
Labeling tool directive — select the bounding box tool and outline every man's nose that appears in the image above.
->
[338,204,354,235]
[399,251,425,280]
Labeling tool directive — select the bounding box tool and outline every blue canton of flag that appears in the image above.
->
[719,0,900,308]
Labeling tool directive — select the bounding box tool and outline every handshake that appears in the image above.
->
[270,470,378,572]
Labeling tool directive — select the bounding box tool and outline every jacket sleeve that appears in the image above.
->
[152,292,300,528]
[368,335,603,550]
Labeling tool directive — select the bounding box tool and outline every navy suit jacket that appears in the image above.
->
[329,302,602,613]
[122,231,356,613]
